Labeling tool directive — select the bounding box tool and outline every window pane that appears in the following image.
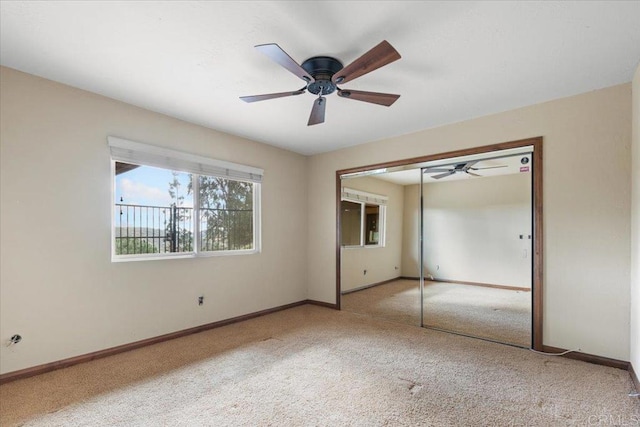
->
[198,176,254,251]
[341,200,362,246]
[365,204,380,245]
[115,162,193,255]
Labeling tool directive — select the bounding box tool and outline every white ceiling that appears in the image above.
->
[1,2,639,155]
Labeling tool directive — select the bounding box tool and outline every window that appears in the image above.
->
[364,204,380,245]
[340,187,386,247]
[197,175,254,252]
[109,137,262,261]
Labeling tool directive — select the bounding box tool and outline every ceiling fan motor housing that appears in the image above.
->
[301,56,343,95]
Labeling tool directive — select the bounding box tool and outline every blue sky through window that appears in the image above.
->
[115,164,194,232]
[115,164,193,208]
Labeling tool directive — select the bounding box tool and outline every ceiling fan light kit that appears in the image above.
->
[240,40,402,126]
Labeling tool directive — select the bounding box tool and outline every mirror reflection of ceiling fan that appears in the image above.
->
[424,161,507,180]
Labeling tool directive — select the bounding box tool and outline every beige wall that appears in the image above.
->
[1,64,635,374]
[402,173,531,288]
[631,64,640,373]
[340,176,403,293]
[308,84,632,360]
[0,67,308,374]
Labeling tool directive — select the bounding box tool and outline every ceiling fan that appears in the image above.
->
[240,40,401,126]
[424,161,507,180]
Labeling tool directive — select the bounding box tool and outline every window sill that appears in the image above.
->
[111,249,260,263]
[341,245,384,250]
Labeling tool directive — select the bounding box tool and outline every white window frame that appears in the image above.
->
[109,136,262,262]
[341,187,387,249]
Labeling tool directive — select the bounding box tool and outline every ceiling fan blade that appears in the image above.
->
[338,89,400,106]
[462,160,480,171]
[431,171,455,180]
[332,40,401,85]
[308,97,326,126]
[240,90,305,103]
[255,43,315,83]
[466,171,482,177]
[424,168,454,173]
[470,165,508,170]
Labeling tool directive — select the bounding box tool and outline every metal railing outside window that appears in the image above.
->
[115,203,253,255]
[199,207,253,251]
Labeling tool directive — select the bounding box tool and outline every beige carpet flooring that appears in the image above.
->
[1,305,638,426]
[342,279,531,347]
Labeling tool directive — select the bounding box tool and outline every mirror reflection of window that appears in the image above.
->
[341,200,362,246]
[365,204,379,245]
